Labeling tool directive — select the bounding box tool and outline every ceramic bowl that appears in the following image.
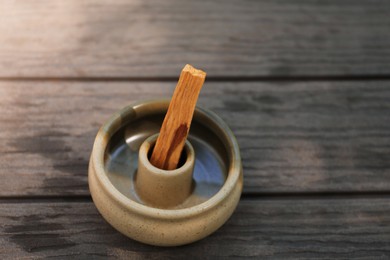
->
[88,99,243,246]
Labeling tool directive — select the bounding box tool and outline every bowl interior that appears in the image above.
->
[104,111,230,209]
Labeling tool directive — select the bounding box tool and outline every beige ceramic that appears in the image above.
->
[89,100,243,246]
[135,134,195,208]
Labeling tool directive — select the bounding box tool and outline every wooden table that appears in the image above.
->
[1,1,390,258]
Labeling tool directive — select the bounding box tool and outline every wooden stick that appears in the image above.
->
[150,64,206,170]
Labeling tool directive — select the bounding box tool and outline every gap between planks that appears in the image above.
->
[1,75,390,82]
[1,191,390,204]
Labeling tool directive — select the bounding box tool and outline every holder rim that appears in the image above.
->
[139,133,195,177]
[91,99,242,219]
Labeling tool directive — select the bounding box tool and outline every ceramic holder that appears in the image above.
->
[88,100,243,246]
[135,134,195,208]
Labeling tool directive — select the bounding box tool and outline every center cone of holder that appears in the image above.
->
[135,134,195,209]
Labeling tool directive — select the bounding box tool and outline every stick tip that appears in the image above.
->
[183,64,206,79]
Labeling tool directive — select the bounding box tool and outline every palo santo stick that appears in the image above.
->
[150,64,206,170]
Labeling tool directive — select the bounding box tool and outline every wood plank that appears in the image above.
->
[0,81,389,196]
[1,198,389,258]
[1,0,390,78]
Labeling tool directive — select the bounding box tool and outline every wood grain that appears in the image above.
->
[151,64,205,170]
[0,81,389,196]
[1,198,389,258]
[1,0,390,78]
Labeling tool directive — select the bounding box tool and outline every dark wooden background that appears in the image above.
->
[1,0,389,258]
